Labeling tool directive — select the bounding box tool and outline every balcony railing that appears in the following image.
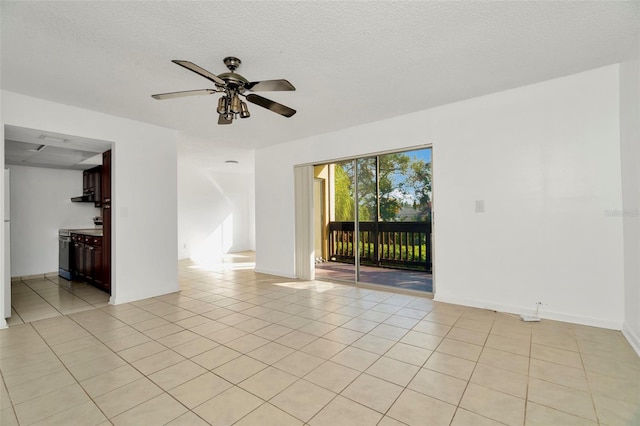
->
[328,221,432,272]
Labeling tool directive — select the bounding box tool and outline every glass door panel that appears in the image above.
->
[371,148,433,291]
[356,157,378,283]
[315,160,356,283]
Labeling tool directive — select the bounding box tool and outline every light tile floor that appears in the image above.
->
[1,255,639,425]
[8,276,111,326]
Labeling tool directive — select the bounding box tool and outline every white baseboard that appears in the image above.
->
[622,322,640,357]
[111,286,180,305]
[254,267,296,279]
[433,294,623,330]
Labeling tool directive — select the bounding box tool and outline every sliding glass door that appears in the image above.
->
[314,147,433,292]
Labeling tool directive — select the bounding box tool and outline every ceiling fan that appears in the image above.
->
[151,57,296,125]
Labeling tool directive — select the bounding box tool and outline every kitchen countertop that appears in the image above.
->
[69,229,103,237]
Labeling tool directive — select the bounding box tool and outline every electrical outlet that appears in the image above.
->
[521,301,544,322]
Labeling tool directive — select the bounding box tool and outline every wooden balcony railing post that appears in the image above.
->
[328,221,431,272]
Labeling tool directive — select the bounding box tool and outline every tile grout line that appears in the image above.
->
[54,306,191,424]
[523,317,534,426]
[11,281,62,321]
[579,328,602,425]
[193,290,413,424]
[2,321,107,425]
[5,264,637,425]
[68,300,254,424]
[26,319,119,425]
[444,310,485,426]
[13,277,109,323]
[0,367,20,426]
[373,303,443,424]
[43,275,110,311]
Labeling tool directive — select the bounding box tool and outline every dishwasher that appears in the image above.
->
[58,229,72,280]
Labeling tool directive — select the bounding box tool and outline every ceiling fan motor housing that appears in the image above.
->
[223,56,242,72]
[217,72,249,91]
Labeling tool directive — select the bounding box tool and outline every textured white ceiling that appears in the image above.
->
[1,1,638,151]
[4,125,112,170]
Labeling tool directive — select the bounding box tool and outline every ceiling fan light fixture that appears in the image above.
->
[230,94,241,114]
[217,96,227,114]
[240,101,250,118]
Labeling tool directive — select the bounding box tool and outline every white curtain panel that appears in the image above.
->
[294,165,314,280]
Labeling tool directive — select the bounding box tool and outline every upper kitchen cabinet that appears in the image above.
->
[83,165,102,207]
[72,164,102,205]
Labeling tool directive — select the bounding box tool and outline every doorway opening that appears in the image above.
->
[314,147,433,292]
[3,125,114,325]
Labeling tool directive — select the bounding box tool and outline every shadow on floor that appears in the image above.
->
[315,261,432,292]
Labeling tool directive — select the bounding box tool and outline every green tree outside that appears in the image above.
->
[334,162,354,221]
[332,149,431,223]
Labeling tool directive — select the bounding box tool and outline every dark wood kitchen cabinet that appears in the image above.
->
[85,235,105,290]
[92,241,104,288]
[101,150,112,292]
[69,149,112,293]
[71,233,107,291]
[82,165,102,207]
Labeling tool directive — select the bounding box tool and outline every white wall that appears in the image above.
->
[431,66,623,329]
[255,65,625,329]
[1,127,6,328]
[177,157,256,263]
[620,60,640,354]
[6,165,99,277]
[1,90,179,311]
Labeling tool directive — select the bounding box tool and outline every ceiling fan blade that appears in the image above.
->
[218,114,233,125]
[245,94,296,117]
[151,89,216,100]
[245,79,296,92]
[172,60,226,86]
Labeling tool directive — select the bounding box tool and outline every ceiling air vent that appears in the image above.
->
[39,134,69,144]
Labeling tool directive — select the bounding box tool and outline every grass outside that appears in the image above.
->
[335,242,429,262]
